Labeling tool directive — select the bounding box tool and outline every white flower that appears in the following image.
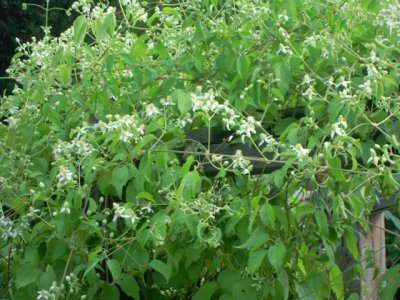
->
[37,290,51,300]
[119,130,133,142]
[60,201,71,214]
[336,77,351,89]
[330,123,346,138]
[330,116,347,138]
[141,206,154,214]
[321,48,329,59]
[367,149,380,166]
[366,64,379,77]
[369,50,380,63]
[145,103,160,117]
[236,116,258,140]
[231,150,252,175]
[176,113,193,128]
[113,203,137,224]
[301,74,314,86]
[301,86,316,100]
[259,133,276,147]
[56,166,74,187]
[277,43,291,55]
[160,98,175,106]
[324,76,335,87]
[290,144,309,161]
[359,80,372,96]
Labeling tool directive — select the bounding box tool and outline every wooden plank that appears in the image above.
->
[186,128,229,144]
[185,130,396,212]
[359,212,386,300]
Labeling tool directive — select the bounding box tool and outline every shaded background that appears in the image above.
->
[0,0,75,94]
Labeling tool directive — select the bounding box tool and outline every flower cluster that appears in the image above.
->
[96,114,144,144]
[56,166,76,189]
[112,203,138,224]
[290,144,310,162]
[330,116,348,138]
[230,150,253,175]
[236,116,260,142]
[37,276,84,300]
[0,215,23,242]
[37,282,62,300]
[53,138,94,162]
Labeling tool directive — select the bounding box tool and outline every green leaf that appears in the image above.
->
[58,64,72,86]
[172,89,192,115]
[344,228,359,260]
[315,210,329,237]
[133,40,148,58]
[275,62,292,95]
[268,244,286,270]
[260,203,276,230]
[46,237,68,262]
[15,267,40,288]
[295,203,316,219]
[93,13,116,41]
[117,274,140,299]
[193,282,219,300]
[107,259,122,282]
[236,55,250,80]
[181,155,194,177]
[328,99,344,122]
[37,267,57,290]
[278,270,289,300]
[83,256,100,278]
[295,282,317,300]
[286,0,298,20]
[137,191,155,202]
[328,157,346,182]
[104,13,116,37]
[218,269,241,292]
[105,54,115,72]
[178,170,201,199]
[102,284,120,299]
[150,259,171,281]
[43,104,62,128]
[73,15,87,43]
[272,168,285,189]
[131,134,156,158]
[111,166,130,199]
[235,227,269,250]
[248,249,268,273]
[329,264,344,300]
[379,265,400,300]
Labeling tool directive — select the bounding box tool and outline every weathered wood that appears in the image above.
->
[186,124,394,299]
[186,128,228,144]
[359,212,386,300]
[186,129,396,213]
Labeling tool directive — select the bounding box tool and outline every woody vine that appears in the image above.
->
[0,0,400,299]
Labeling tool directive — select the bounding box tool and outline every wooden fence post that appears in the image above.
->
[359,212,386,300]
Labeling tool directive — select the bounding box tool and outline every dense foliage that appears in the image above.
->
[1,0,400,299]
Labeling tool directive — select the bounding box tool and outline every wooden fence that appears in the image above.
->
[186,128,395,299]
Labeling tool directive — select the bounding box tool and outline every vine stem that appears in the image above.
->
[45,0,50,29]
[56,250,74,300]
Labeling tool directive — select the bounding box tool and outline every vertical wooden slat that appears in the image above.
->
[360,212,386,300]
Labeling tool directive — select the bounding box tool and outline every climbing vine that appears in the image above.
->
[0,0,400,299]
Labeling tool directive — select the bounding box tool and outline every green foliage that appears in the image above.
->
[0,0,400,299]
